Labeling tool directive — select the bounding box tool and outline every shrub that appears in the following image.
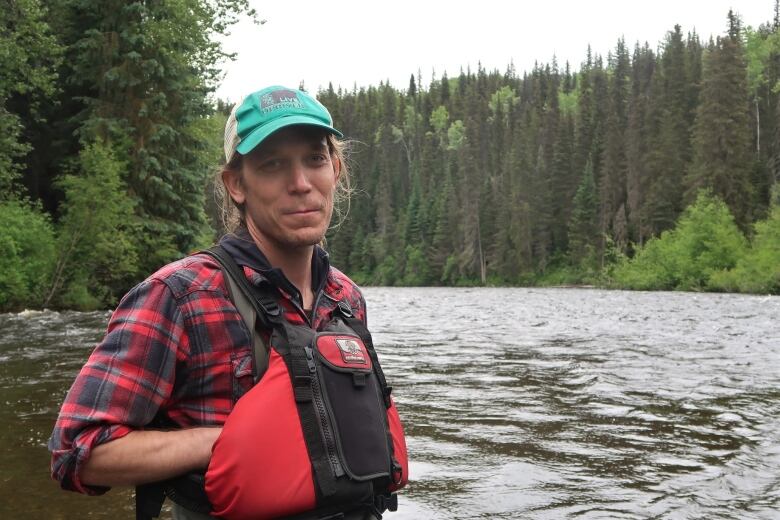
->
[0,200,56,310]
[709,205,780,293]
[48,142,139,309]
[614,191,746,291]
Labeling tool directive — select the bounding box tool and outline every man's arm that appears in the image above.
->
[50,277,191,494]
[81,427,221,486]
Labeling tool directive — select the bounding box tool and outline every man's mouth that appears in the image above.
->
[287,208,320,215]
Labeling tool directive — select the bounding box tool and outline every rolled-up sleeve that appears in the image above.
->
[48,277,187,494]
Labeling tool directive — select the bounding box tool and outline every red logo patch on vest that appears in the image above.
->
[335,338,367,364]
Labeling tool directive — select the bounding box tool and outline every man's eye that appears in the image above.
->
[260,159,282,170]
[309,154,327,163]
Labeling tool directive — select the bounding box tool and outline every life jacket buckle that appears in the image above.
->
[391,459,403,486]
[259,299,280,317]
[337,300,353,317]
[352,372,366,387]
[293,375,313,402]
[374,492,398,513]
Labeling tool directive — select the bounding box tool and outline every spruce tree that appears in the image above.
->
[626,43,655,246]
[687,11,754,227]
[55,0,255,273]
[643,26,692,237]
[598,39,631,253]
[0,0,61,198]
[568,159,599,268]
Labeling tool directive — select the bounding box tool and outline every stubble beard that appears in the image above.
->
[253,206,334,254]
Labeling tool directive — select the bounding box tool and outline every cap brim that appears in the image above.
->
[235,115,343,156]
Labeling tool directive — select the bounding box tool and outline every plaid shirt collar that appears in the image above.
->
[218,227,331,307]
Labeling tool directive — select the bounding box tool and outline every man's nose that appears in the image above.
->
[288,162,313,193]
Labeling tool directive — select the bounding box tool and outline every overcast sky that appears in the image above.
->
[216,0,776,102]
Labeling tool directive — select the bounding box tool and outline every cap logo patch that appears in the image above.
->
[260,89,303,113]
[335,338,367,364]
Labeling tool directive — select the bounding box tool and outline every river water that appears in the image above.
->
[1,288,778,519]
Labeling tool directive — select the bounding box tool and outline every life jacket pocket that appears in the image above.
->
[313,333,392,481]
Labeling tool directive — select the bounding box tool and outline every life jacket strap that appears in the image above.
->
[135,481,165,520]
[200,245,280,382]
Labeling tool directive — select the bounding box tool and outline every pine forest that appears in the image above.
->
[2,1,780,311]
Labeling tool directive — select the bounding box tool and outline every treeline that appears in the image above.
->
[0,0,253,310]
[2,3,780,312]
[323,7,780,292]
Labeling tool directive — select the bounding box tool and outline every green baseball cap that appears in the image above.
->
[224,85,343,162]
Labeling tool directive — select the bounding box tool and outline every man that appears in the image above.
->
[50,85,407,519]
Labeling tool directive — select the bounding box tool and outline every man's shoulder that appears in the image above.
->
[326,266,365,313]
[147,253,224,299]
[326,266,361,294]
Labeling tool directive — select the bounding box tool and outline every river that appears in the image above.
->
[1,288,778,519]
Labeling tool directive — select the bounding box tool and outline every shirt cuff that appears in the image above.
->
[52,424,133,495]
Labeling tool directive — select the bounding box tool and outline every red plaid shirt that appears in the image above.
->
[49,234,366,494]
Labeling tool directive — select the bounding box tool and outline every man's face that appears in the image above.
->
[227,126,339,254]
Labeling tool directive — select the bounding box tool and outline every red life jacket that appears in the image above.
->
[202,247,408,519]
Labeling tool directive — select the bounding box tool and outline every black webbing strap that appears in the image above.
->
[200,246,282,381]
[289,343,313,404]
[135,482,165,520]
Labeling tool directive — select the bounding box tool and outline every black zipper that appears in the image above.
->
[305,345,345,478]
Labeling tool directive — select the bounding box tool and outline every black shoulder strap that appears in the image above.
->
[200,246,281,381]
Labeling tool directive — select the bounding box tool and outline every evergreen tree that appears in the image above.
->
[56,0,255,273]
[0,0,61,197]
[45,142,138,309]
[687,11,754,227]
[643,26,692,237]
[568,159,599,268]
[598,39,631,253]
[626,42,655,246]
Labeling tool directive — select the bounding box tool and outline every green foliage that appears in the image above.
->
[446,120,465,150]
[0,0,61,195]
[558,89,579,115]
[441,255,459,285]
[58,0,254,274]
[710,201,780,293]
[0,200,56,311]
[686,19,754,226]
[745,26,773,94]
[47,142,139,309]
[375,255,400,286]
[430,106,449,134]
[0,0,251,309]
[568,159,598,268]
[488,86,518,116]
[3,1,780,303]
[613,191,746,291]
[400,246,430,286]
